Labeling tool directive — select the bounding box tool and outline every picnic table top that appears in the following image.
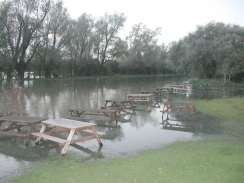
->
[0,115,48,124]
[69,108,118,113]
[127,94,153,97]
[42,118,97,129]
[105,99,133,102]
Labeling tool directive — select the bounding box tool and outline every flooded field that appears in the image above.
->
[0,76,242,182]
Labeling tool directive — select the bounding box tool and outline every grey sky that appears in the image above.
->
[63,0,244,44]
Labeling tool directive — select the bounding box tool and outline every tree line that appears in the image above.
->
[0,0,244,82]
[169,22,244,83]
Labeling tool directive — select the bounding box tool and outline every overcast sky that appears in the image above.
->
[63,0,244,45]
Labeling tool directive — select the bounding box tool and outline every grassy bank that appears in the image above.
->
[13,97,244,183]
[14,141,244,183]
[195,97,244,124]
[195,97,244,138]
[189,78,244,88]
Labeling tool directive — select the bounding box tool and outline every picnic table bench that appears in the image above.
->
[0,115,48,145]
[127,94,153,111]
[102,99,136,114]
[161,123,195,132]
[160,102,196,124]
[32,118,105,155]
[68,108,120,127]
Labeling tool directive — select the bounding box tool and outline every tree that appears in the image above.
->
[125,23,161,74]
[0,0,51,80]
[36,0,70,78]
[66,13,94,76]
[109,37,129,61]
[168,21,244,81]
[93,12,126,75]
[213,25,244,82]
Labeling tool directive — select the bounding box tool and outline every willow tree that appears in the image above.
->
[168,21,244,81]
[35,0,70,78]
[126,23,162,74]
[0,0,51,80]
[93,13,126,75]
[66,13,94,76]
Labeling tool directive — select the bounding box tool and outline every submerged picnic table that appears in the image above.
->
[127,94,153,111]
[0,115,48,145]
[161,86,192,95]
[32,118,105,155]
[160,102,196,123]
[102,99,136,113]
[68,108,120,126]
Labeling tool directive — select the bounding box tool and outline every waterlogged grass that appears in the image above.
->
[13,97,244,183]
[195,97,244,123]
[14,140,244,183]
[190,78,223,85]
[195,97,244,137]
[190,78,244,87]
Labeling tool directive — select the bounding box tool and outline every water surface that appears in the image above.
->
[0,76,241,182]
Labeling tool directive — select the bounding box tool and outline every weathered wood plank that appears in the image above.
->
[32,132,67,145]
[82,129,106,136]
[0,131,28,138]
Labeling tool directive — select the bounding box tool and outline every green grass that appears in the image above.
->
[13,97,244,183]
[189,78,244,88]
[195,97,244,124]
[195,97,244,138]
[13,140,244,183]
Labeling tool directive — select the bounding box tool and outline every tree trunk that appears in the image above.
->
[99,63,105,75]
[223,73,227,84]
[15,63,26,81]
[44,66,52,78]
[6,69,13,80]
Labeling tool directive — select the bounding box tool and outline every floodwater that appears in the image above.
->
[0,76,243,182]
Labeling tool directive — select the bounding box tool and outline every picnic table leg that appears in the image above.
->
[161,104,170,124]
[90,126,103,146]
[161,105,165,123]
[24,123,36,146]
[186,105,196,121]
[167,105,172,120]
[35,124,47,144]
[61,129,75,155]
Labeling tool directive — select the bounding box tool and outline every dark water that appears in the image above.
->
[0,76,242,182]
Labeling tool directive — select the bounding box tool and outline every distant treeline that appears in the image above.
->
[0,0,243,82]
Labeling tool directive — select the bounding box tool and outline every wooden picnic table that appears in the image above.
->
[32,118,105,155]
[141,90,162,107]
[160,102,196,123]
[127,94,153,111]
[0,115,48,145]
[161,86,192,95]
[102,99,136,113]
[68,108,120,126]
[127,94,153,101]
[127,93,153,111]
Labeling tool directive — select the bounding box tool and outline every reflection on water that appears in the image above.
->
[0,76,242,182]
